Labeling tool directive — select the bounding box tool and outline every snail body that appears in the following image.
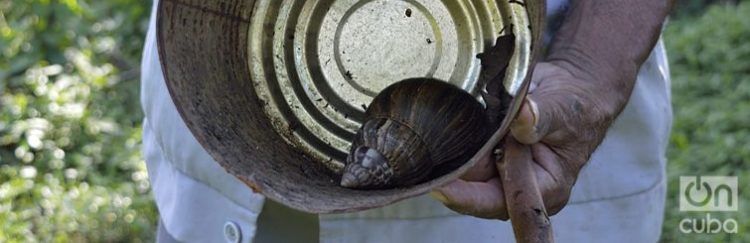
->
[340,78,490,189]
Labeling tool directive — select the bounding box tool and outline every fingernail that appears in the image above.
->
[526,98,540,130]
[512,98,537,131]
[430,190,449,204]
[510,98,543,144]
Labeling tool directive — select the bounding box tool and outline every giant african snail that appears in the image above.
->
[340,78,491,189]
[339,34,514,189]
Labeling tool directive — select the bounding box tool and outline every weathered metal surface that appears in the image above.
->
[157,0,542,213]
[248,0,532,172]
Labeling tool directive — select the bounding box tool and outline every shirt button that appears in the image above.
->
[223,221,242,243]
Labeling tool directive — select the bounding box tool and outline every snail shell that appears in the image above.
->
[340,78,490,189]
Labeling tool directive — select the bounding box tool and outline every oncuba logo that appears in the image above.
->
[679,176,739,234]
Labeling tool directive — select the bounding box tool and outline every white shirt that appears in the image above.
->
[141,1,672,242]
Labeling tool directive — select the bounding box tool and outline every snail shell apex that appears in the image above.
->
[341,78,490,189]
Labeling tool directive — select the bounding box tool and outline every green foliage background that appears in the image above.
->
[662,1,750,242]
[0,0,747,242]
[1,0,154,241]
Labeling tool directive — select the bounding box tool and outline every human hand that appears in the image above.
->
[431,62,630,220]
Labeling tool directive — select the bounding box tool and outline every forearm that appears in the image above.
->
[546,0,673,116]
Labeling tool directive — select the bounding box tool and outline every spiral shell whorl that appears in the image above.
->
[342,118,433,189]
[341,78,490,189]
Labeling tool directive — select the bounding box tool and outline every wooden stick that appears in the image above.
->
[498,138,553,243]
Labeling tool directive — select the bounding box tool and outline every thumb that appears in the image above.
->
[510,93,570,145]
[510,97,542,144]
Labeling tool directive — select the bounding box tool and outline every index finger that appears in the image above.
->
[460,149,497,181]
